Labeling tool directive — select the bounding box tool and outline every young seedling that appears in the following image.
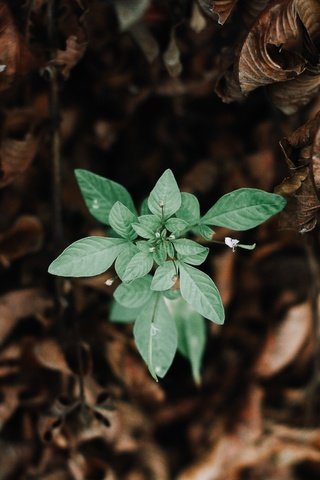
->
[48,169,286,382]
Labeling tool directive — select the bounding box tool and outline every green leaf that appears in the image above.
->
[108,202,138,240]
[109,300,139,323]
[176,192,200,225]
[151,261,177,291]
[163,288,181,300]
[75,169,136,224]
[140,198,151,215]
[179,262,224,324]
[173,239,208,257]
[148,169,181,219]
[133,293,177,380]
[122,251,154,282]
[114,275,153,308]
[48,237,127,277]
[132,215,162,239]
[201,188,287,231]
[165,217,189,236]
[172,298,206,385]
[192,224,214,240]
[153,240,168,266]
[177,249,208,266]
[115,241,138,280]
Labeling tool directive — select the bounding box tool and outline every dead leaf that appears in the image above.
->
[0,109,42,188]
[239,0,306,94]
[254,301,312,377]
[0,3,33,91]
[163,30,182,78]
[33,339,72,375]
[114,0,151,31]
[198,0,237,24]
[0,289,53,345]
[53,35,87,79]
[0,215,43,267]
[276,112,320,232]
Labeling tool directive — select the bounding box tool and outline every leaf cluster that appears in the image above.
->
[49,169,286,381]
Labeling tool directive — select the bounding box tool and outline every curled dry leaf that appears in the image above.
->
[238,0,320,113]
[198,0,237,24]
[276,112,320,232]
[240,0,270,27]
[0,3,33,91]
[0,109,42,188]
[0,215,43,267]
[0,288,53,345]
[105,327,165,404]
[54,35,87,79]
[254,301,312,377]
[239,0,306,94]
[163,30,182,78]
[33,339,72,375]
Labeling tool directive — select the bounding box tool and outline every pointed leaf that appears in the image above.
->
[201,188,287,230]
[192,224,214,240]
[153,240,168,266]
[177,249,209,266]
[114,276,152,308]
[173,239,208,257]
[165,217,189,236]
[48,237,127,277]
[75,169,136,224]
[176,192,200,225]
[172,298,206,384]
[132,215,162,239]
[110,300,139,323]
[109,201,137,240]
[151,261,177,291]
[122,251,154,282]
[133,293,178,380]
[115,241,138,280]
[148,169,181,219]
[179,262,224,324]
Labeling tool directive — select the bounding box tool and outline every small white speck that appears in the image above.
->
[0,65,6,72]
[92,198,99,210]
[155,366,162,374]
[149,246,156,252]
[155,232,161,238]
[225,237,239,252]
[105,278,114,286]
[299,227,308,234]
[151,325,160,336]
[159,200,164,207]
[169,234,175,240]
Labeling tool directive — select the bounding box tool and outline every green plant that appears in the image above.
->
[48,169,286,382]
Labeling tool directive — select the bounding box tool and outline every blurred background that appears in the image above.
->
[0,0,320,478]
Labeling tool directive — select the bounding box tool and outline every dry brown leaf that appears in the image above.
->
[0,215,43,267]
[198,0,237,24]
[276,112,320,232]
[240,0,271,27]
[0,288,53,345]
[54,35,87,79]
[0,109,42,187]
[105,326,165,404]
[0,3,33,91]
[254,301,312,377]
[33,339,72,375]
[239,0,306,94]
[269,69,320,114]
